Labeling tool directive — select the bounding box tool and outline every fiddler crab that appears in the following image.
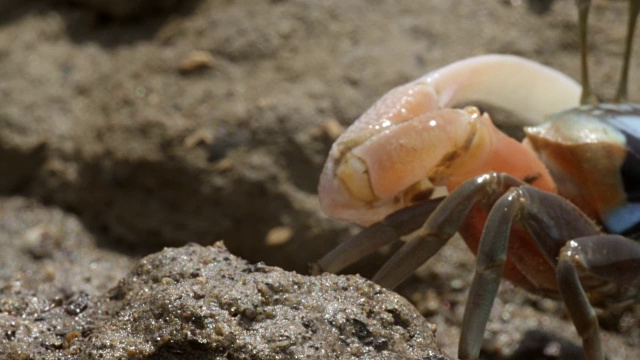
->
[315,0,640,359]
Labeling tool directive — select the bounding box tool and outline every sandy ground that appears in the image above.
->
[0,0,639,358]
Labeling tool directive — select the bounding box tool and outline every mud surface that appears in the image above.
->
[0,0,639,359]
[0,209,445,359]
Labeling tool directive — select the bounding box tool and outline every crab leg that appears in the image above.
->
[557,235,640,360]
[458,187,522,360]
[371,172,522,289]
[460,181,640,360]
[458,184,601,359]
[315,197,443,274]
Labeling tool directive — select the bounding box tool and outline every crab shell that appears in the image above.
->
[525,104,640,233]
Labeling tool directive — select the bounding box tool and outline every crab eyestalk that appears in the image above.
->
[578,0,640,103]
[615,0,640,103]
[576,0,597,105]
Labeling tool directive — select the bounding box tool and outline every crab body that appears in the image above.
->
[316,54,640,360]
[529,104,640,234]
[319,53,640,294]
[316,2,640,358]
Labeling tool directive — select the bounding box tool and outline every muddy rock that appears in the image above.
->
[88,243,446,359]
[0,196,135,358]
[0,201,447,360]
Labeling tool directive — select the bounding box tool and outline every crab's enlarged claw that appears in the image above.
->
[415,54,581,125]
[319,55,580,227]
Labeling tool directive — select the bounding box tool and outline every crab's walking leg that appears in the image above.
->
[557,235,640,360]
[314,198,443,274]
[371,172,522,289]
[458,187,520,359]
[459,185,601,360]
[458,186,640,360]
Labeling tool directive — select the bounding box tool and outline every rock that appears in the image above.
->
[81,243,447,359]
[0,199,447,359]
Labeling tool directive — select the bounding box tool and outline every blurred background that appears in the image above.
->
[0,0,638,358]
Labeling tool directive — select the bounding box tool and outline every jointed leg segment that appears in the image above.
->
[557,235,640,360]
[371,172,522,289]
[315,197,443,274]
[458,184,601,359]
